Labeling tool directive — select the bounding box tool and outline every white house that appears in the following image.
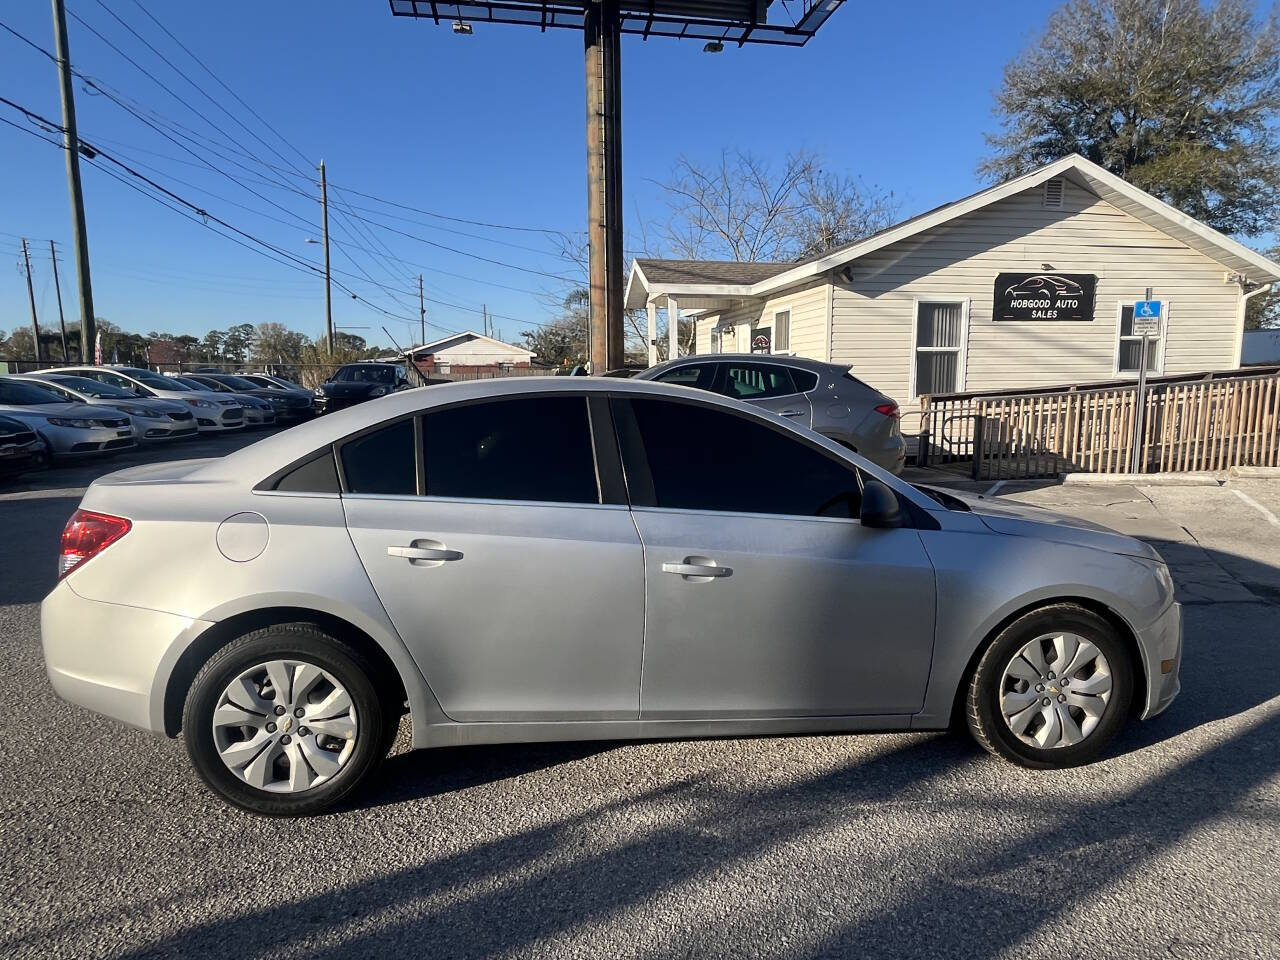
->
[403,331,536,375]
[625,154,1280,428]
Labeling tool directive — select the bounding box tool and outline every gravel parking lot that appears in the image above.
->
[2,440,1279,959]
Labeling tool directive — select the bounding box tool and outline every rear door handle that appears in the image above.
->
[662,560,732,579]
[777,408,805,418]
[388,544,463,562]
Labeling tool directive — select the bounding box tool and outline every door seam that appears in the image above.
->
[629,508,647,721]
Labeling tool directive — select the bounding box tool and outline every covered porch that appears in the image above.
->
[625,259,794,363]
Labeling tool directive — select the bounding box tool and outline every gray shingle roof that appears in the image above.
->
[633,259,794,286]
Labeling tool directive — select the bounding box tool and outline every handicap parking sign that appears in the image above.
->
[1132,300,1161,336]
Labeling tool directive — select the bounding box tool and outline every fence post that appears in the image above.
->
[917,396,930,469]
[971,415,984,481]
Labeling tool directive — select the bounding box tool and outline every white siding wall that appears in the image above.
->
[690,284,830,357]
[831,181,1244,424]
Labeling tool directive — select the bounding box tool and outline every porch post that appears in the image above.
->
[646,300,658,367]
[667,295,679,361]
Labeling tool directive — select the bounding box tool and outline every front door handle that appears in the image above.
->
[388,544,463,562]
[662,558,732,579]
[777,408,806,418]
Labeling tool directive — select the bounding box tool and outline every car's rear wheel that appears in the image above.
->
[183,623,390,816]
[965,604,1134,768]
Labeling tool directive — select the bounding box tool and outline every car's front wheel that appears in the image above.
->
[965,604,1134,768]
[183,624,390,816]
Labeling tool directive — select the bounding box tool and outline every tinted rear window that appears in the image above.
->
[340,419,416,495]
[423,396,598,504]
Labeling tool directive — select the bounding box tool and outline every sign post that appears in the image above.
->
[1129,290,1161,473]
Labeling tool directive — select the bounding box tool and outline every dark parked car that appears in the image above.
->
[0,414,49,478]
[184,373,314,421]
[312,363,411,414]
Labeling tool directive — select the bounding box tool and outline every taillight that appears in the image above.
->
[59,509,131,579]
[874,402,901,418]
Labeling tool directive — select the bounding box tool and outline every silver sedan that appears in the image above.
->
[41,377,1180,816]
[17,373,198,442]
[0,377,136,458]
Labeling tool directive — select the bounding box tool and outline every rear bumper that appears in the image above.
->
[1137,600,1182,719]
[41,580,213,735]
[862,437,907,475]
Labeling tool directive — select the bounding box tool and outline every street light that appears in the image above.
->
[703,40,724,53]
[452,20,473,35]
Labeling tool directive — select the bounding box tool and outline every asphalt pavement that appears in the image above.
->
[2,444,1279,959]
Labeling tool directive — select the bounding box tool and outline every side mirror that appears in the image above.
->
[859,479,902,529]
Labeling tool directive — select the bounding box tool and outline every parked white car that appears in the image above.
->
[48,366,245,433]
[18,373,198,442]
[0,377,136,457]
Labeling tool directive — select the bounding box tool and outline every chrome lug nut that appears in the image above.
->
[266,722,277,733]
[274,705,286,716]
[294,707,304,718]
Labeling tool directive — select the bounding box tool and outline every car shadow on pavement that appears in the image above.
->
[352,740,615,810]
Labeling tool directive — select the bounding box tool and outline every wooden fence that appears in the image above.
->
[918,367,1280,480]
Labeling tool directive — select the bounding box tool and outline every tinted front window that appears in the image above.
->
[423,397,598,504]
[340,419,416,495]
[617,397,861,518]
[654,364,714,390]
[720,363,797,400]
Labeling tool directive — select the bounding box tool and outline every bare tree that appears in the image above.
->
[656,149,898,262]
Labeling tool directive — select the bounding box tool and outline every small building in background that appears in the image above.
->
[402,331,537,378]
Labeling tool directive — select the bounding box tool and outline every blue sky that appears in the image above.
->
[0,1,1122,346]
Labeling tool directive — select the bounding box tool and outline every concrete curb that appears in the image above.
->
[1229,466,1280,479]
[1061,472,1221,487]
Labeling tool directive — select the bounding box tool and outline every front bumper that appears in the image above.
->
[136,415,199,441]
[46,423,138,456]
[0,438,48,475]
[193,407,245,431]
[1136,600,1182,719]
[41,579,213,735]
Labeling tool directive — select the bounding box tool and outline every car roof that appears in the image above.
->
[197,376,797,484]
[647,353,846,374]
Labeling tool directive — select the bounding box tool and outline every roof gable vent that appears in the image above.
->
[1043,178,1065,209]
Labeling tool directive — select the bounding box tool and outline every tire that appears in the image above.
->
[965,604,1134,768]
[183,623,390,816]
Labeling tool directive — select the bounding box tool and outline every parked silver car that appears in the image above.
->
[0,377,136,458]
[635,354,907,473]
[48,366,245,433]
[17,373,198,442]
[42,377,1180,816]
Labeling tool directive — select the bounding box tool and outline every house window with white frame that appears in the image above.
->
[1116,304,1163,375]
[913,301,966,396]
[773,309,791,353]
[710,329,721,354]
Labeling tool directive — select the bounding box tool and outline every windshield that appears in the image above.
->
[0,379,66,406]
[45,376,134,399]
[185,377,228,392]
[126,369,192,391]
[339,365,397,384]
[217,375,258,390]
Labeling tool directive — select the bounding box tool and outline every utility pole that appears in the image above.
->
[21,239,44,366]
[51,0,95,363]
[318,160,333,352]
[418,274,425,346]
[50,240,70,361]
[584,0,624,374]
[482,304,489,338]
